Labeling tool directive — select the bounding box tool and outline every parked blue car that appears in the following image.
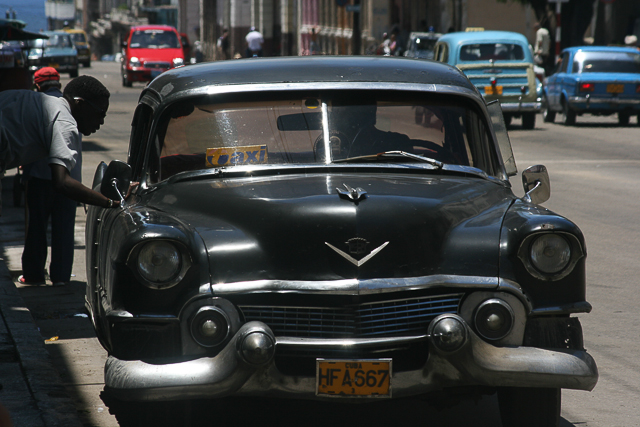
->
[544,46,640,125]
[434,30,542,129]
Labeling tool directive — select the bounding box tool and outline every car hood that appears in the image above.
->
[145,173,514,283]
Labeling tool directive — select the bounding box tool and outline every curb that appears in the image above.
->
[0,259,84,427]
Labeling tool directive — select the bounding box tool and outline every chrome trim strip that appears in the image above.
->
[531,301,593,315]
[569,96,640,106]
[210,275,499,295]
[276,335,429,348]
[158,82,481,106]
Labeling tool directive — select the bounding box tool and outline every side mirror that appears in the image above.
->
[121,40,128,48]
[92,161,108,190]
[522,164,550,205]
[101,160,132,204]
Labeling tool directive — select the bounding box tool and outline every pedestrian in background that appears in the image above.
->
[245,27,264,57]
[217,28,230,60]
[0,75,118,217]
[534,21,551,75]
[19,67,82,286]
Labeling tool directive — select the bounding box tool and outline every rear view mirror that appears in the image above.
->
[101,160,132,203]
[522,165,550,205]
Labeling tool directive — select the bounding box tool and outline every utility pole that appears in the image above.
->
[200,0,217,61]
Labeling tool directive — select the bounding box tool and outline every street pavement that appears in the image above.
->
[0,174,86,427]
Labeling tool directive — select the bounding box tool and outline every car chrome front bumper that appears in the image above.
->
[500,101,542,113]
[104,315,598,402]
[569,95,640,109]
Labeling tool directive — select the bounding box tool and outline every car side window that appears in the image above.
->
[560,53,569,73]
[128,104,154,181]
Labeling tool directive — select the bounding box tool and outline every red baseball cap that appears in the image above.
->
[34,67,60,84]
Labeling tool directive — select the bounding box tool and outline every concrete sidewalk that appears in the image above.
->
[1,175,84,427]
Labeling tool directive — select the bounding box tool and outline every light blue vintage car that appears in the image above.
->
[434,30,542,129]
[543,46,640,126]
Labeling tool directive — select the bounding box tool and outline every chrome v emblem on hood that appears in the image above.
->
[325,241,389,267]
[336,183,367,203]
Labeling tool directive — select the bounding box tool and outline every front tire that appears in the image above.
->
[618,111,630,126]
[522,113,536,129]
[498,387,561,427]
[543,105,556,123]
[122,72,132,87]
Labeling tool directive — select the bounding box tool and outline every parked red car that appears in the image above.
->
[121,25,185,87]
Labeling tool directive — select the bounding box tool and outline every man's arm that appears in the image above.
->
[50,164,119,208]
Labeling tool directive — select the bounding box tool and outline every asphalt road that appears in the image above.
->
[3,61,639,426]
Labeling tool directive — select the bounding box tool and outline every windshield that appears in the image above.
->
[69,33,86,43]
[147,92,496,183]
[572,51,640,73]
[130,30,180,49]
[413,37,437,53]
[460,43,525,61]
[42,34,73,49]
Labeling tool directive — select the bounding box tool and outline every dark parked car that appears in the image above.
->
[403,31,442,60]
[543,46,640,125]
[26,31,78,77]
[87,56,597,427]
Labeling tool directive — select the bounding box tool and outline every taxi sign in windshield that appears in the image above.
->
[206,145,268,167]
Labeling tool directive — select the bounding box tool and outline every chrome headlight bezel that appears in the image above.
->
[127,239,192,289]
[518,231,584,281]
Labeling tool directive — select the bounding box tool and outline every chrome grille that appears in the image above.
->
[239,293,462,339]
[144,61,170,69]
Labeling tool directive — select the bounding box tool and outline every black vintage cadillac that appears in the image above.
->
[87,56,597,426]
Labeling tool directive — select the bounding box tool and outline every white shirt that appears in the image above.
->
[535,27,550,56]
[245,30,264,52]
[24,87,83,182]
[0,90,80,175]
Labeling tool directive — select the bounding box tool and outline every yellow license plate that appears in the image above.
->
[48,63,59,69]
[316,359,392,397]
[485,85,503,95]
[607,84,624,93]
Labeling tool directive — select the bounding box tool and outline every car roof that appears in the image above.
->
[438,30,529,45]
[131,25,178,32]
[409,32,442,39]
[145,56,476,97]
[562,46,640,55]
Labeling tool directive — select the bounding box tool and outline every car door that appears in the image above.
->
[549,52,569,108]
[558,52,573,105]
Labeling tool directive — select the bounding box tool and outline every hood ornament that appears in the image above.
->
[337,183,367,203]
[326,239,389,267]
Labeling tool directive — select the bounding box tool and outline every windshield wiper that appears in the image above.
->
[332,151,443,169]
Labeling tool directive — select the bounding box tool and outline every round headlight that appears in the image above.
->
[474,298,514,341]
[190,306,230,347]
[137,240,181,284]
[530,234,571,274]
[129,56,140,67]
[172,57,184,67]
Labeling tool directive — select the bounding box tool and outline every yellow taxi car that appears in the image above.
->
[64,28,91,67]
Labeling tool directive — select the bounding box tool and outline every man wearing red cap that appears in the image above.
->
[19,67,83,286]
